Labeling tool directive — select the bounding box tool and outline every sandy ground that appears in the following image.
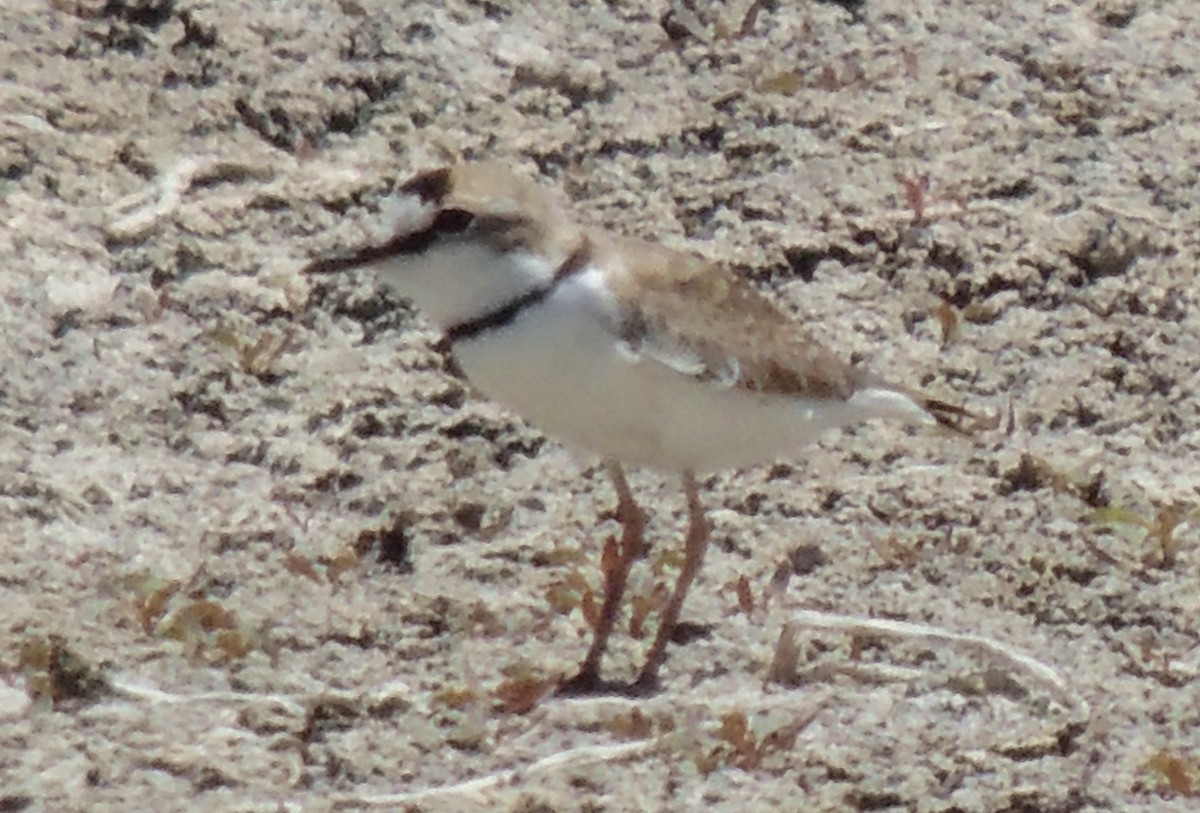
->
[2,0,1200,811]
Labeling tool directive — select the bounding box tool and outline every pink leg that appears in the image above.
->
[634,471,710,691]
[558,462,645,695]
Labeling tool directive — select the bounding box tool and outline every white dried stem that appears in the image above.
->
[789,609,1089,718]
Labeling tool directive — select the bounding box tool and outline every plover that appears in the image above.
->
[304,162,971,694]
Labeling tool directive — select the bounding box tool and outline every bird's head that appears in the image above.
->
[304,162,581,329]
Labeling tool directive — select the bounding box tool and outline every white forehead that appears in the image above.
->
[380,190,435,236]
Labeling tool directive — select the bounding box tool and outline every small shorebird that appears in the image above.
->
[304,162,971,694]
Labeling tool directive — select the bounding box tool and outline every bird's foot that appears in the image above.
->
[557,667,662,698]
[557,667,620,697]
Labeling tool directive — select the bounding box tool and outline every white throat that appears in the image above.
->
[372,241,556,331]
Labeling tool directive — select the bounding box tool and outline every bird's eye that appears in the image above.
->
[473,213,526,233]
[433,208,475,234]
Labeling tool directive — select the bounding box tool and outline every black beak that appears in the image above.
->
[302,207,476,276]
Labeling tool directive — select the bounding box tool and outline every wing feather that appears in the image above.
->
[602,236,869,401]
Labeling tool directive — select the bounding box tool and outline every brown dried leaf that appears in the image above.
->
[756,71,803,95]
[544,582,580,614]
[1150,505,1189,566]
[814,64,841,91]
[557,570,600,624]
[447,721,487,751]
[46,0,107,19]
[322,543,364,583]
[651,547,685,576]
[933,300,961,346]
[629,583,668,640]
[242,328,293,376]
[870,533,923,569]
[961,302,998,324]
[562,570,592,595]
[1146,750,1197,796]
[156,599,237,642]
[214,628,256,663]
[603,708,655,740]
[466,602,506,637]
[1010,453,1075,495]
[693,747,722,776]
[717,711,759,768]
[531,543,589,568]
[766,622,800,686]
[897,173,930,225]
[759,716,809,756]
[206,326,246,355]
[432,686,478,710]
[134,578,182,633]
[766,559,792,603]
[494,675,555,715]
[19,635,108,705]
[283,551,324,584]
[734,574,754,616]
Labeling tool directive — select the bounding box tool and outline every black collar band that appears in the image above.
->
[445,238,592,345]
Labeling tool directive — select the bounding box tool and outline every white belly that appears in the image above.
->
[452,273,854,473]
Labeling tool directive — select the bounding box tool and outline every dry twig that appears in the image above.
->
[788,609,1089,719]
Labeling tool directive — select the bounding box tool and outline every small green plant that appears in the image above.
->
[1092,503,1198,568]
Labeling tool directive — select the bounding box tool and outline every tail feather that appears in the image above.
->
[918,395,980,435]
[847,383,981,435]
